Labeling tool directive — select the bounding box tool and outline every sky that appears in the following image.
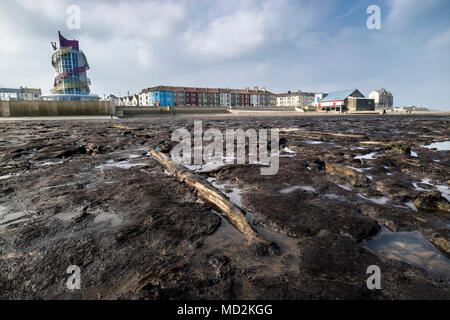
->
[1,0,450,109]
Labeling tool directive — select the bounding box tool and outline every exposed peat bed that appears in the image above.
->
[0,114,449,299]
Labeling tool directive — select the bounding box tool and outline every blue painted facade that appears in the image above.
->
[149,90,174,107]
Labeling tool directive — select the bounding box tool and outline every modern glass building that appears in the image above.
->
[42,32,99,101]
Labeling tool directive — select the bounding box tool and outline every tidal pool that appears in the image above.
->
[365,229,450,281]
[422,141,450,151]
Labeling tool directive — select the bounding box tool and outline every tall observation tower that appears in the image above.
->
[42,31,99,101]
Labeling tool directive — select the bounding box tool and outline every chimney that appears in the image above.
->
[262,87,266,92]
[245,87,249,92]
[254,86,258,91]
[288,90,291,94]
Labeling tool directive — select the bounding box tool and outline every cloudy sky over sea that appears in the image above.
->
[1,0,449,109]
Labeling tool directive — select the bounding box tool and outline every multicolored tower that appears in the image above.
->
[43,31,99,101]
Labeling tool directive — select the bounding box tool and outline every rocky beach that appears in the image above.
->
[0,113,449,299]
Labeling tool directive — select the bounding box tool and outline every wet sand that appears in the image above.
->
[0,114,449,299]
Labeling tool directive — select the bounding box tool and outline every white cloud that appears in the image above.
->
[385,0,444,31]
[427,28,450,49]
[184,11,266,59]
[0,0,449,109]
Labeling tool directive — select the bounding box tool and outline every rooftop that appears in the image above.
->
[319,89,361,102]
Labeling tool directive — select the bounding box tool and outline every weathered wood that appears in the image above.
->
[282,131,367,139]
[150,149,261,241]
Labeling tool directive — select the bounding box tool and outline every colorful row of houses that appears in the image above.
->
[127,86,277,107]
[116,85,393,112]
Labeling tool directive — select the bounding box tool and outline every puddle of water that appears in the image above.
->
[93,212,122,227]
[280,185,316,194]
[54,210,80,221]
[347,166,372,173]
[422,141,450,151]
[365,229,450,281]
[40,160,64,166]
[414,179,450,202]
[0,173,21,180]
[338,184,353,192]
[95,160,148,169]
[0,205,29,230]
[304,140,326,145]
[128,154,142,159]
[324,194,346,201]
[283,147,295,154]
[354,152,378,160]
[405,201,418,212]
[211,180,243,208]
[357,193,389,205]
[41,182,78,191]
[183,156,237,172]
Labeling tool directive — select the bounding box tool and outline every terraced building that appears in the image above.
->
[42,32,99,101]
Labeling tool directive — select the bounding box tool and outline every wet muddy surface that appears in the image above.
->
[0,114,449,299]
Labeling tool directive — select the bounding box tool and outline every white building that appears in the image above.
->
[369,88,393,110]
[276,90,315,107]
[219,90,231,106]
[131,94,139,106]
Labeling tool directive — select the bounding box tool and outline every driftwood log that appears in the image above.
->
[150,149,279,255]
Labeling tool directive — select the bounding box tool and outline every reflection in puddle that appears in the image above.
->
[280,185,316,194]
[93,212,122,227]
[405,201,418,212]
[357,193,389,205]
[324,193,346,201]
[413,179,450,202]
[354,152,378,160]
[347,166,372,173]
[283,147,295,153]
[0,205,30,231]
[338,184,353,191]
[0,173,21,180]
[365,229,450,281]
[209,178,243,208]
[95,160,148,169]
[422,141,450,151]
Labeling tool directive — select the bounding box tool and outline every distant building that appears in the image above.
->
[396,106,430,112]
[317,89,374,112]
[276,91,316,107]
[119,96,134,106]
[0,87,22,101]
[131,94,140,106]
[21,87,42,100]
[369,88,393,110]
[103,94,120,104]
[313,93,327,108]
[138,86,275,107]
[0,87,42,101]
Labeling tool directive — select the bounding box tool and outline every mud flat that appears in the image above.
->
[0,114,449,299]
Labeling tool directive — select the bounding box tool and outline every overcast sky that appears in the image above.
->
[1,0,449,109]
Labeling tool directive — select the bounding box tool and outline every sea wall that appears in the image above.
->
[0,101,112,117]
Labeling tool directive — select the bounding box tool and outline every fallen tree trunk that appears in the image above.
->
[150,149,279,255]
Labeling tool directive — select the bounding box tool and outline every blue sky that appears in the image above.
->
[1,0,450,109]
